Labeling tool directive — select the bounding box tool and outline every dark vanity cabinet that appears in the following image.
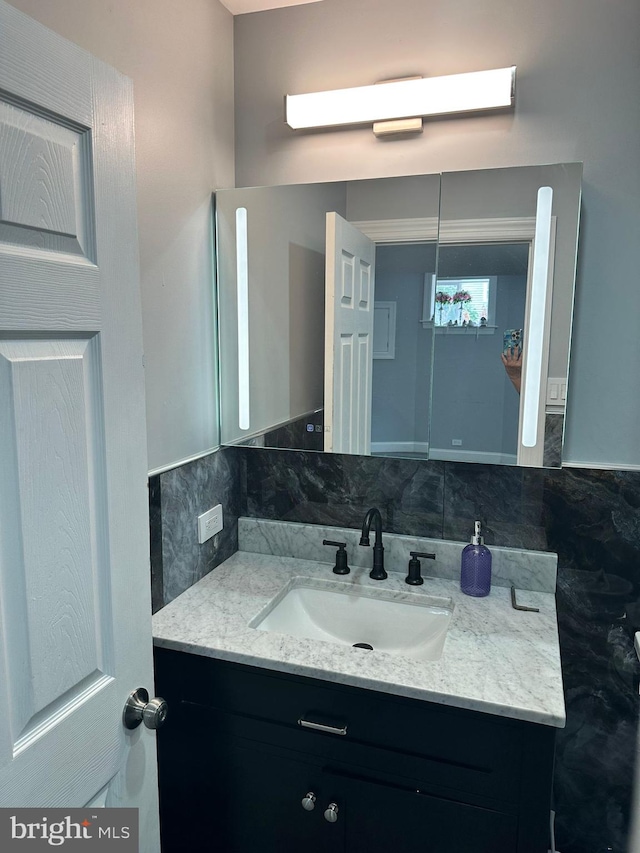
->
[154,648,556,853]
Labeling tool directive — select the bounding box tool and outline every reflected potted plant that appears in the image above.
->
[435,291,452,326]
[453,290,472,324]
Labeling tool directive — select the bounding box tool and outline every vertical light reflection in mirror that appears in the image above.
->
[236,207,250,431]
[522,187,553,447]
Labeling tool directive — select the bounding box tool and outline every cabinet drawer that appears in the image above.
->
[183,702,515,811]
[155,648,549,807]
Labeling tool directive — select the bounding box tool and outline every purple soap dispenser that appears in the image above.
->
[460,521,492,597]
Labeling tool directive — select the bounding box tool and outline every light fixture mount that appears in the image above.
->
[373,77,423,137]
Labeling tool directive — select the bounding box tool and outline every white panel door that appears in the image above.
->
[324,212,376,454]
[0,3,159,848]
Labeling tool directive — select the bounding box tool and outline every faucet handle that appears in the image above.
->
[406,551,436,586]
[322,540,350,575]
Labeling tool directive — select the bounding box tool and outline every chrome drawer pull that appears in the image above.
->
[298,718,348,736]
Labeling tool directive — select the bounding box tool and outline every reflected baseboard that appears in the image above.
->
[371,442,516,465]
[371,441,429,458]
[429,447,517,465]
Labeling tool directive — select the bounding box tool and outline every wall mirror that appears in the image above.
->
[216,163,581,468]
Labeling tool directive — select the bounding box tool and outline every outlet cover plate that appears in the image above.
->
[198,504,223,544]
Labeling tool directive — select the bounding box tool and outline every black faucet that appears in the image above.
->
[360,507,387,580]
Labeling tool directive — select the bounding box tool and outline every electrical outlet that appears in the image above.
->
[197,504,223,544]
[452,439,463,446]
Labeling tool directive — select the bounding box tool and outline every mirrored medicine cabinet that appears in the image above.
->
[215,163,582,469]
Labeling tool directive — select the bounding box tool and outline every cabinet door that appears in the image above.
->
[160,723,344,853]
[334,772,518,853]
[212,739,344,853]
[158,700,342,852]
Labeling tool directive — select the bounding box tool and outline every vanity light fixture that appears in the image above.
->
[236,207,250,431]
[522,187,553,448]
[285,66,516,132]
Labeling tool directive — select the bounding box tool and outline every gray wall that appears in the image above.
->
[430,275,526,459]
[8,0,235,473]
[372,244,435,447]
[234,0,640,469]
[345,173,440,222]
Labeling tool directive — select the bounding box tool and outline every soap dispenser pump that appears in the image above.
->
[460,521,492,597]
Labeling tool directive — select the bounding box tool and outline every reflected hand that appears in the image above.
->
[501,347,522,394]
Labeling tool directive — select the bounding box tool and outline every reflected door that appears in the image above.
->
[324,213,376,454]
[0,2,159,843]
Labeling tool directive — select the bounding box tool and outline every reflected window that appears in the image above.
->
[431,276,496,327]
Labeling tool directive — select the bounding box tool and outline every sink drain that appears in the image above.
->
[352,642,374,650]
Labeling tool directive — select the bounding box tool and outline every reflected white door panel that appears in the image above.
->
[324,213,375,454]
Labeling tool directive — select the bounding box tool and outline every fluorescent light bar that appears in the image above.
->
[522,187,553,448]
[286,67,515,130]
[236,207,250,431]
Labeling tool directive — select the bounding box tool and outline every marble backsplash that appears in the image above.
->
[238,516,558,593]
[149,448,241,610]
[150,444,640,853]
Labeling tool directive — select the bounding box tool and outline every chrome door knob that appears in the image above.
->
[323,803,339,823]
[301,792,316,811]
[123,688,168,730]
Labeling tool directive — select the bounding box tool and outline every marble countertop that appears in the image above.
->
[153,549,565,728]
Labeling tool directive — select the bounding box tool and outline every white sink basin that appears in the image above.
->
[250,578,453,661]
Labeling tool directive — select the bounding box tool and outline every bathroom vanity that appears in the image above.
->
[155,649,555,853]
[152,520,564,853]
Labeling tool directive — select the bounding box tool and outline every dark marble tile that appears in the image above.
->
[543,467,640,853]
[149,475,163,615]
[542,468,640,582]
[554,572,639,853]
[242,448,445,536]
[160,447,241,606]
[443,461,548,549]
[543,412,564,468]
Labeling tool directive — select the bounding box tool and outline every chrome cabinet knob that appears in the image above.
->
[301,792,316,811]
[123,688,168,730]
[324,803,339,823]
